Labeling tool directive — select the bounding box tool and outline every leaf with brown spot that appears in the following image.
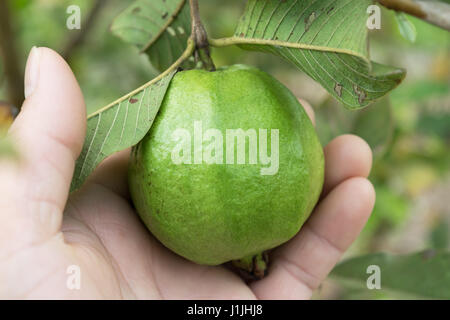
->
[70,70,177,192]
[234,0,406,109]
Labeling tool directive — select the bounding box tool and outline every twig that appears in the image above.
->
[378,0,450,31]
[62,0,107,62]
[0,0,24,110]
[189,0,215,71]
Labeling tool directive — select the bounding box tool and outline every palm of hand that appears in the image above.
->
[65,180,254,299]
[0,48,374,300]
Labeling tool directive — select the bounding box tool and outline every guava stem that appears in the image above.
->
[189,0,216,71]
[231,251,269,280]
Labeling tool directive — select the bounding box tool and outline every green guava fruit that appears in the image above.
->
[128,64,324,268]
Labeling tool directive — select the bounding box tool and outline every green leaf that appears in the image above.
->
[70,70,177,192]
[233,0,406,109]
[395,12,417,43]
[111,0,193,72]
[331,250,450,299]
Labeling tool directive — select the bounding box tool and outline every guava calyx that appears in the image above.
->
[231,251,269,281]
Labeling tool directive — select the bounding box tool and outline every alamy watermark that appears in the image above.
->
[171,121,280,175]
[367,5,382,30]
[66,5,81,30]
[366,264,381,290]
[66,265,81,290]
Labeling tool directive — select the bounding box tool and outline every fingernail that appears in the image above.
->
[24,46,42,99]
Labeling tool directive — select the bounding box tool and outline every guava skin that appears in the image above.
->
[128,65,324,265]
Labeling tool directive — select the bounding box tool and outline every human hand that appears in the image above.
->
[0,47,375,299]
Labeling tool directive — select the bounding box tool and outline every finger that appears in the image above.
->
[86,148,131,198]
[251,177,375,299]
[6,47,85,240]
[298,98,315,127]
[322,134,372,196]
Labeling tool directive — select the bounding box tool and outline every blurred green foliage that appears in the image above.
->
[0,0,158,114]
[0,0,448,299]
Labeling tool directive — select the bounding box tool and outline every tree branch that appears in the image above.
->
[378,0,450,31]
[62,0,107,62]
[189,0,215,71]
[0,0,24,109]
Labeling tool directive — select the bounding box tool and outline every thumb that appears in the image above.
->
[4,47,86,246]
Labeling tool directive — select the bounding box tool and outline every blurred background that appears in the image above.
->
[0,0,449,299]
